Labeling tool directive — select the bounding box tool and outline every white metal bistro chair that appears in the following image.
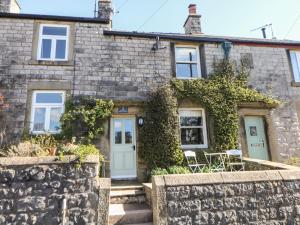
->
[184,151,206,173]
[204,152,227,173]
[226,149,245,171]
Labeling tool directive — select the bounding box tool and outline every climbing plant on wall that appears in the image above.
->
[140,60,280,168]
[139,85,184,169]
[60,96,114,144]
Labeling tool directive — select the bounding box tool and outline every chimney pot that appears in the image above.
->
[188,4,197,14]
[0,0,20,13]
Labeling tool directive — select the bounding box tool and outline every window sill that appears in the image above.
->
[176,76,202,80]
[30,131,61,135]
[291,81,300,87]
[181,145,208,149]
[29,59,74,66]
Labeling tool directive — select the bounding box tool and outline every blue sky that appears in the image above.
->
[18,0,300,40]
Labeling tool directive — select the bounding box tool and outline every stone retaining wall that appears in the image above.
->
[152,169,300,225]
[0,155,110,225]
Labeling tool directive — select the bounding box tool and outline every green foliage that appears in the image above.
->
[150,168,169,176]
[58,143,104,166]
[150,166,191,176]
[171,60,280,151]
[60,96,114,143]
[167,165,191,174]
[140,85,184,169]
[0,141,50,157]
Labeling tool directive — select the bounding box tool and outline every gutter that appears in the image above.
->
[103,30,300,48]
[0,12,110,24]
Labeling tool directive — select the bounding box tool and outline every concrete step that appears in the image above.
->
[109,203,153,225]
[110,188,146,204]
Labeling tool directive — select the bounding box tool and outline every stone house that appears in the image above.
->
[1,0,300,181]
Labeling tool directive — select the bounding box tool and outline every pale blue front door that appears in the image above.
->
[110,117,137,179]
[244,116,269,160]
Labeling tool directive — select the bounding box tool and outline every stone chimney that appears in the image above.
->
[98,0,112,21]
[0,0,20,13]
[184,4,202,35]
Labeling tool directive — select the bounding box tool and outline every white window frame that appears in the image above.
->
[290,50,300,82]
[179,108,208,149]
[37,24,69,61]
[30,90,65,134]
[175,45,202,79]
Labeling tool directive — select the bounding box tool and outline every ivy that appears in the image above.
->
[140,85,184,169]
[60,96,114,143]
[140,60,280,168]
[172,60,280,152]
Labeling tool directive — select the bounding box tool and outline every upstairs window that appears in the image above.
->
[175,46,201,79]
[37,25,69,61]
[179,109,208,149]
[30,91,65,134]
[290,51,300,82]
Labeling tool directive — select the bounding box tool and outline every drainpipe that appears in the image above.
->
[62,198,67,225]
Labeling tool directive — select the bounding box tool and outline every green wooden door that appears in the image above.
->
[110,118,137,179]
[244,116,269,160]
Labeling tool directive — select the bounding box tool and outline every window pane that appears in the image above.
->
[55,40,66,59]
[41,39,52,59]
[181,128,204,145]
[176,47,197,62]
[124,120,133,144]
[191,64,199,77]
[33,108,46,131]
[43,26,67,36]
[291,52,300,82]
[180,116,202,126]
[176,64,192,78]
[36,93,63,104]
[114,120,122,144]
[49,107,63,132]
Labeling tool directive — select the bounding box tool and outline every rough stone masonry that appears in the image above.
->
[152,170,300,225]
[0,155,110,225]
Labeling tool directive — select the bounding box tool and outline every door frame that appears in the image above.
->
[110,116,137,180]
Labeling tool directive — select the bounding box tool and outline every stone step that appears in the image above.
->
[110,189,146,204]
[109,203,153,225]
[111,184,144,191]
[125,223,153,225]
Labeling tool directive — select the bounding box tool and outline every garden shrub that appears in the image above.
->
[0,141,49,157]
[60,96,114,143]
[151,166,191,176]
[151,167,169,176]
[58,143,104,166]
[140,85,184,169]
[167,165,191,174]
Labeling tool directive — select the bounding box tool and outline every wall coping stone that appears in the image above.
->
[155,169,300,187]
[244,157,300,170]
[0,155,99,166]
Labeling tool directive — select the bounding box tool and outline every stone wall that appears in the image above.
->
[0,155,110,225]
[152,170,300,225]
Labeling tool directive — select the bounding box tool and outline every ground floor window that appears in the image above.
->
[30,91,65,134]
[179,108,208,149]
